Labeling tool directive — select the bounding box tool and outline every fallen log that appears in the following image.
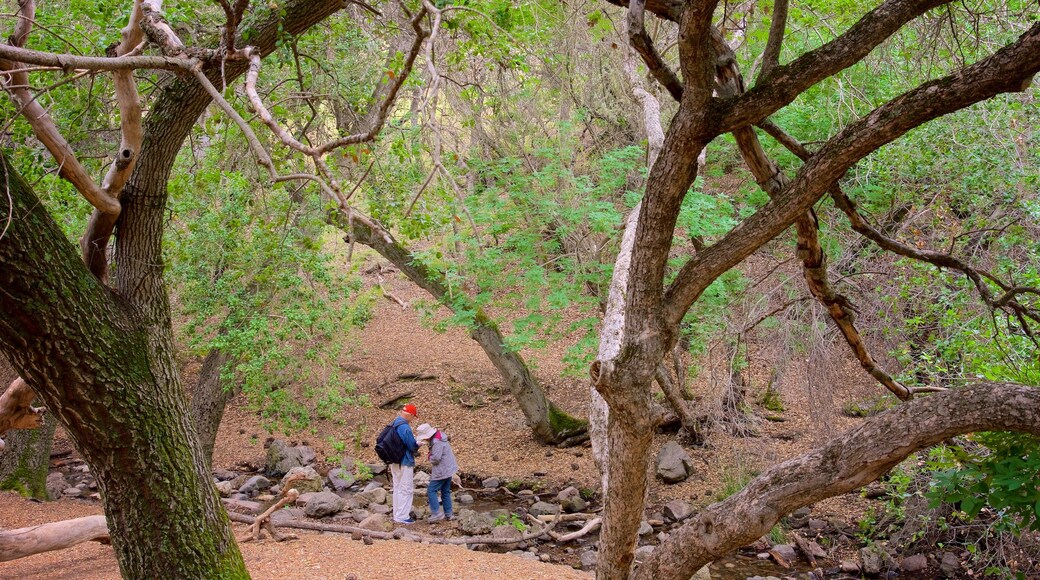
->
[377,391,414,409]
[551,517,601,542]
[0,515,109,562]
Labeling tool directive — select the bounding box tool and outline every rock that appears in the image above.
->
[489,508,511,521]
[304,491,345,518]
[229,493,249,501]
[901,554,928,573]
[46,472,69,500]
[940,552,960,577]
[458,494,474,504]
[860,545,894,576]
[529,501,561,518]
[656,532,669,543]
[256,494,275,502]
[366,463,386,475]
[269,485,281,496]
[458,509,495,535]
[769,544,798,567]
[369,504,390,515]
[638,521,653,536]
[296,445,316,466]
[518,489,535,497]
[539,554,551,562]
[295,492,317,507]
[556,486,580,502]
[580,550,598,571]
[62,487,83,498]
[562,496,587,513]
[265,440,304,477]
[327,467,356,492]
[491,524,523,550]
[359,486,388,506]
[358,513,388,532]
[280,466,323,494]
[691,565,710,580]
[519,551,539,561]
[238,475,272,495]
[663,499,693,523]
[807,518,828,531]
[634,545,655,562]
[413,471,430,488]
[351,509,370,523]
[839,560,861,574]
[222,498,261,513]
[656,441,694,483]
[362,481,382,493]
[482,477,501,489]
[213,469,237,482]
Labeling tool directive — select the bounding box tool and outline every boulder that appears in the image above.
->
[940,552,960,577]
[46,472,69,500]
[562,496,587,513]
[413,471,430,488]
[359,486,387,506]
[327,467,355,492]
[296,445,316,466]
[482,477,501,489]
[370,504,390,515]
[555,486,580,502]
[265,440,304,477]
[214,481,235,497]
[769,544,797,567]
[62,487,83,498]
[860,545,895,576]
[280,466,323,494]
[458,509,495,535]
[580,550,597,571]
[213,469,237,482]
[901,554,928,573]
[663,499,693,523]
[304,491,345,518]
[634,545,655,562]
[362,481,383,493]
[358,513,389,532]
[295,492,317,507]
[638,521,653,536]
[351,509,370,523]
[238,475,272,495]
[529,501,561,518]
[491,524,523,550]
[366,463,386,475]
[458,494,474,504]
[656,441,694,483]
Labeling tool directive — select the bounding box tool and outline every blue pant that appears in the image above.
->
[428,477,452,516]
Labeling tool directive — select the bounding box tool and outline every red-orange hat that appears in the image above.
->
[402,403,418,417]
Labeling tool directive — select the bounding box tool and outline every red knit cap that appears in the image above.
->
[402,403,418,417]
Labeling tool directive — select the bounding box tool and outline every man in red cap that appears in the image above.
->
[388,403,419,523]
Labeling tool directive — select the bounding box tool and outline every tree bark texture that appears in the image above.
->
[634,383,1040,579]
[189,348,234,467]
[0,158,248,578]
[341,213,587,444]
[0,412,57,500]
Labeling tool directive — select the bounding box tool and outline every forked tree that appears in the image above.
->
[588,1,1040,578]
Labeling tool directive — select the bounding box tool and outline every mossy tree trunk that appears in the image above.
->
[0,412,57,500]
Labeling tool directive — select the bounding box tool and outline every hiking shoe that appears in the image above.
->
[428,511,445,522]
[445,513,454,521]
[395,518,415,524]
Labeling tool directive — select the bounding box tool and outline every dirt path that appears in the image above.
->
[0,492,591,580]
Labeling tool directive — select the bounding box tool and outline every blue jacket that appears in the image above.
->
[392,416,419,467]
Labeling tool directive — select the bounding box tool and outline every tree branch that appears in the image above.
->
[627,0,682,101]
[756,0,788,83]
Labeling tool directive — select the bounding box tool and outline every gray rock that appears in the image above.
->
[296,445,316,466]
[270,507,304,526]
[213,469,237,481]
[358,513,388,532]
[222,498,261,513]
[519,551,539,561]
[269,485,281,496]
[529,501,561,518]
[482,477,501,489]
[370,504,390,515]
[517,489,535,497]
[656,441,694,483]
[458,494,474,504]
[634,545,655,562]
[238,475,272,495]
[770,544,797,565]
[556,486,580,502]
[304,491,345,518]
[413,471,430,488]
[327,467,356,492]
[807,518,828,531]
[492,524,523,550]
[280,466,323,494]
[458,509,495,535]
[901,554,928,573]
[663,499,693,522]
[489,509,511,521]
[265,439,304,477]
[940,552,960,577]
[839,560,860,574]
[295,492,317,507]
[46,472,69,500]
[580,550,598,571]
[562,496,587,513]
[351,509,370,523]
[362,481,383,493]
[860,545,894,576]
[229,493,250,501]
[656,531,669,543]
[638,521,653,536]
[62,487,83,498]
[366,463,386,475]
[359,486,388,506]
[215,481,235,497]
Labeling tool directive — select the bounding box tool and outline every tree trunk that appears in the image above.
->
[189,348,234,467]
[0,515,109,562]
[634,382,1040,579]
[0,412,57,500]
[0,159,248,579]
[339,213,587,445]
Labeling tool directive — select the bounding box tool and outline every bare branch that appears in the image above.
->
[756,0,789,83]
[627,0,682,101]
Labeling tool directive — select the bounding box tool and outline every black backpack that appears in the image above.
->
[374,422,407,464]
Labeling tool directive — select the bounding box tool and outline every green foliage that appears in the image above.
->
[841,394,898,418]
[928,433,1040,533]
[493,513,528,533]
